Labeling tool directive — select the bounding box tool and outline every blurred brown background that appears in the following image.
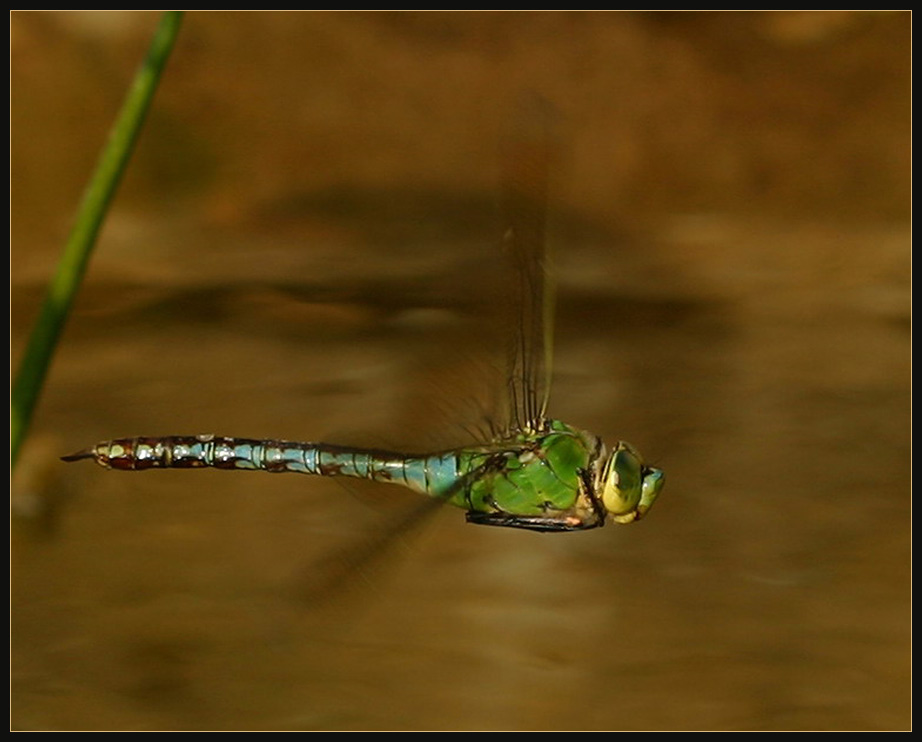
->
[11,11,910,731]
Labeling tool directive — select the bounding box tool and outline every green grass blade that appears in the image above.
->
[11,11,185,469]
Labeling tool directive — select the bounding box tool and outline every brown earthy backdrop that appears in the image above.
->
[11,11,910,731]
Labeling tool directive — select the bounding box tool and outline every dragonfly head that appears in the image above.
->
[598,441,665,524]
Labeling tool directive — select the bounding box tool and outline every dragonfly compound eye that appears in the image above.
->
[601,442,647,524]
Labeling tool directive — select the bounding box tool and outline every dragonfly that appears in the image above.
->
[62,116,665,533]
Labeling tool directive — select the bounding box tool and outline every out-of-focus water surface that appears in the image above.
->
[11,11,910,731]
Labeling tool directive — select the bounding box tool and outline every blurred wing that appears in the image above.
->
[496,96,559,435]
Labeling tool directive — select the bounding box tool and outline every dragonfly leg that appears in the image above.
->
[465,511,602,532]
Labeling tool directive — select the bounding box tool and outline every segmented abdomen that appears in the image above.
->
[66,435,465,498]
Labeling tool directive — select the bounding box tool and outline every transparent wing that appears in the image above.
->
[494,95,559,436]
[373,98,560,450]
[293,456,501,604]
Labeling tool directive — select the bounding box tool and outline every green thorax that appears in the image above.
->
[450,419,600,518]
